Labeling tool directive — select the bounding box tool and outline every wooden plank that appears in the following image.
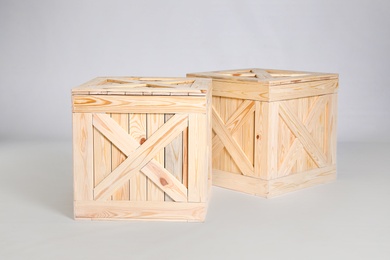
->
[147,114,165,201]
[91,113,187,202]
[213,169,268,197]
[73,113,93,201]
[93,125,112,200]
[212,97,221,171]
[187,72,259,82]
[328,94,338,164]
[111,113,129,200]
[269,79,338,101]
[251,68,272,79]
[73,95,207,113]
[129,113,147,201]
[188,113,208,202]
[93,114,188,200]
[182,127,188,188]
[225,98,241,174]
[279,102,328,168]
[296,97,309,173]
[254,101,269,179]
[267,102,279,179]
[268,164,336,198]
[210,79,269,101]
[75,201,206,222]
[164,114,183,201]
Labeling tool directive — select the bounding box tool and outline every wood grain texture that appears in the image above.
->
[279,101,328,168]
[212,107,254,176]
[92,113,188,202]
[129,113,147,201]
[189,68,337,198]
[73,76,211,221]
[188,113,208,202]
[213,165,336,198]
[254,101,269,179]
[164,114,183,201]
[147,114,165,201]
[213,169,267,197]
[111,113,129,200]
[268,164,336,198]
[93,114,188,201]
[73,113,93,201]
[94,114,187,201]
[75,201,206,222]
[73,95,206,114]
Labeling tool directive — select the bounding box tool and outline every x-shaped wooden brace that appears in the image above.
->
[278,96,329,174]
[92,113,188,202]
[212,100,255,176]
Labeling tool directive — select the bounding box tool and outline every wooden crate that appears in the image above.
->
[72,77,212,221]
[187,68,338,198]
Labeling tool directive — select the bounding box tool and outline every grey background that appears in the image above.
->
[1,0,389,142]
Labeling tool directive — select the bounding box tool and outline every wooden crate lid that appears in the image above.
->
[187,68,338,85]
[72,77,210,96]
[187,68,338,101]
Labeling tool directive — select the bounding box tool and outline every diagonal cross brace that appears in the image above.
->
[279,101,328,168]
[212,100,255,155]
[212,107,254,176]
[92,113,188,201]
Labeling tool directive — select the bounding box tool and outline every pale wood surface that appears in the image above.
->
[147,114,165,201]
[129,113,147,201]
[73,113,93,201]
[111,113,130,200]
[75,201,206,222]
[93,125,111,200]
[73,95,207,114]
[187,68,338,101]
[189,68,338,197]
[72,77,211,220]
[213,164,336,198]
[188,113,208,202]
[72,77,210,96]
[93,114,188,200]
[164,114,183,201]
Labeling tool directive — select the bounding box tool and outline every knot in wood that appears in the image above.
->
[160,178,168,186]
[256,134,260,140]
[140,137,146,145]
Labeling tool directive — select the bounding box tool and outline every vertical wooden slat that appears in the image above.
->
[93,115,112,200]
[164,114,183,201]
[73,113,93,201]
[229,98,243,174]
[268,102,279,179]
[219,97,230,173]
[129,113,147,201]
[212,96,221,171]
[147,114,165,201]
[111,113,129,200]
[182,127,188,188]
[328,94,338,165]
[254,101,269,179]
[296,97,309,173]
[188,113,207,202]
